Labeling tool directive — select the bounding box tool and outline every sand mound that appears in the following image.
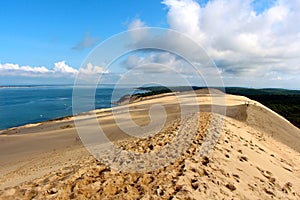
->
[0,91,300,199]
[246,104,300,152]
[1,113,299,199]
[216,99,300,153]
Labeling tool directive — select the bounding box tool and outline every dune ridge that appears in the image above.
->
[0,89,299,199]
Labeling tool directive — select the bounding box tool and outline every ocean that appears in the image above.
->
[0,85,143,130]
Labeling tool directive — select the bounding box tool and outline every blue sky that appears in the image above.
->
[0,0,167,67]
[1,0,299,88]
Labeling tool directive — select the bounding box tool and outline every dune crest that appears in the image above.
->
[0,90,299,199]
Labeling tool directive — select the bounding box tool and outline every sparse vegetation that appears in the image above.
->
[133,86,300,129]
[225,88,300,129]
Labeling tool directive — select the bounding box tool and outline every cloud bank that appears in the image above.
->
[4,0,300,88]
[121,0,299,88]
[123,52,196,75]
[161,0,300,85]
[0,61,78,77]
[0,61,108,79]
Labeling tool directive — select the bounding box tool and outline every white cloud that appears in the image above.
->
[160,0,300,87]
[0,61,78,77]
[123,51,199,75]
[79,63,109,75]
[0,63,20,70]
[0,61,113,84]
[75,62,110,83]
[19,65,50,73]
[53,61,78,75]
[128,18,149,42]
[128,19,146,30]
[163,0,204,41]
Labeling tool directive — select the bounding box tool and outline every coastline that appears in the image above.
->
[0,87,173,133]
[0,89,300,199]
[1,86,299,131]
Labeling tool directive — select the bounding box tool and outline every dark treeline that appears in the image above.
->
[225,88,300,129]
[136,86,300,129]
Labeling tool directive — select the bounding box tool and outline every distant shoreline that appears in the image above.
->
[1,86,299,131]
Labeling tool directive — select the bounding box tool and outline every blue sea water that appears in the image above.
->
[0,85,143,130]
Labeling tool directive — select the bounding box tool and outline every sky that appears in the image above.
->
[0,0,299,88]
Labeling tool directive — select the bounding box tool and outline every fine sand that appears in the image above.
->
[0,89,299,199]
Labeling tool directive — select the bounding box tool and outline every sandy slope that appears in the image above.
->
[0,89,299,199]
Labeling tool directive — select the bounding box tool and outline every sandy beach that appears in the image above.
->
[0,89,300,199]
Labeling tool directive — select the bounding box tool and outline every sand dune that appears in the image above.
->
[0,89,299,199]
